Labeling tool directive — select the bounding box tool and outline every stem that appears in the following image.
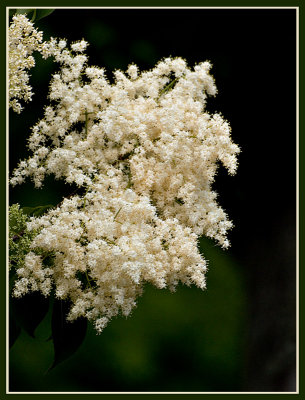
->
[84,110,94,138]
[41,251,54,262]
[85,110,88,137]
[85,270,92,289]
[159,78,178,97]
[83,185,91,209]
[102,237,116,246]
[126,167,133,189]
[113,206,122,221]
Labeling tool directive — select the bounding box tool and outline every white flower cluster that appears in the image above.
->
[11,36,240,333]
[9,14,43,113]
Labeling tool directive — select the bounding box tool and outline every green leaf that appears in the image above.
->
[22,204,53,217]
[9,311,21,348]
[49,299,87,370]
[15,9,35,16]
[10,293,49,338]
[9,9,54,21]
[35,9,55,21]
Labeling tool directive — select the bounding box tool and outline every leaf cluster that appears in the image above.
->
[10,295,87,371]
[9,204,37,274]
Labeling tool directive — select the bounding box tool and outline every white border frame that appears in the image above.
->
[6,5,299,395]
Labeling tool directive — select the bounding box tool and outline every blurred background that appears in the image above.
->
[9,8,297,392]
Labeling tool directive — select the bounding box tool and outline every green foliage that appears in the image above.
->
[34,9,55,21]
[10,295,88,370]
[9,204,37,273]
[9,9,34,17]
[9,203,87,368]
[10,293,50,339]
[9,203,53,272]
[22,204,54,217]
[9,8,55,22]
[50,300,87,371]
[9,310,21,349]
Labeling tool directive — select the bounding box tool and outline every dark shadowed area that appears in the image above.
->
[9,8,296,392]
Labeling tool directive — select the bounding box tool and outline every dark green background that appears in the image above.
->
[8,7,296,393]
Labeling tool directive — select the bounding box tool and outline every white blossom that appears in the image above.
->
[8,14,43,113]
[10,31,240,333]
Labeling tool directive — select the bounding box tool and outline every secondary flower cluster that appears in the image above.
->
[10,32,240,333]
[8,14,43,113]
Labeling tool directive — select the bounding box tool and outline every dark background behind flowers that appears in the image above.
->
[9,8,296,392]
